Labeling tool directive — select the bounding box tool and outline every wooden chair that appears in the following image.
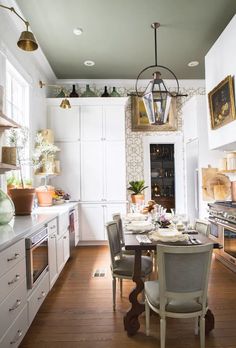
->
[145,243,213,348]
[195,219,210,236]
[106,221,153,311]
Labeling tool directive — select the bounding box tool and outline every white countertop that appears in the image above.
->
[0,201,79,252]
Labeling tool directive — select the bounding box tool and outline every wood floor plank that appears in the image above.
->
[20,246,236,348]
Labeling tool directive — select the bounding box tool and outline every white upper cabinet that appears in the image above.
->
[47,105,80,142]
[103,105,125,141]
[80,105,103,141]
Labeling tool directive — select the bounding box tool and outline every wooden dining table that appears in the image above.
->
[123,231,221,336]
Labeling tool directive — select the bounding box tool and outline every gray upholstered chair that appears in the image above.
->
[112,213,134,255]
[195,219,210,236]
[106,221,153,311]
[145,243,213,348]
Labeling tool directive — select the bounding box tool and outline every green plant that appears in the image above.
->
[127,180,148,195]
[6,127,30,188]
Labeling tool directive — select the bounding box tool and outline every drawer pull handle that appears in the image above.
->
[50,235,56,239]
[38,291,46,300]
[8,274,20,285]
[9,299,21,311]
[10,330,23,344]
[50,225,56,229]
[7,253,19,262]
[63,236,67,239]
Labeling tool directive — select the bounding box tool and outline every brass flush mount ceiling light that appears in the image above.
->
[0,3,38,51]
[39,81,71,109]
[135,22,187,125]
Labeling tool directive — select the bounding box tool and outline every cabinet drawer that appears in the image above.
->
[28,271,49,325]
[48,218,58,236]
[0,259,26,305]
[0,240,25,278]
[0,278,27,338]
[0,305,28,348]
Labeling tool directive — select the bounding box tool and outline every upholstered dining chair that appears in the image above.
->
[195,219,210,236]
[106,221,153,311]
[145,243,213,348]
[112,213,134,255]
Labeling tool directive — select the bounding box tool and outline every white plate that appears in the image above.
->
[126,221,153,232]
[125,213,147,222]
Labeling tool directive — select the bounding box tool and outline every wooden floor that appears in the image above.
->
[20,246,236,348]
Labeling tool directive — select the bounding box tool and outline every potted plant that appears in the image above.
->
[127,180,148,203]
[6,127,35,215]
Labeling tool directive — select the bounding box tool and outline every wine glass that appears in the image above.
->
[171,209,178,229]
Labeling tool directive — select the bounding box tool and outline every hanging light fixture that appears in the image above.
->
[135,22,187,124]
[39,81,71,109]
[0,4,38,51]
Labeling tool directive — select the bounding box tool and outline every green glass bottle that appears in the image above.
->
[0,189,15,225]
[81,84,97,97]
[110,87,120,97]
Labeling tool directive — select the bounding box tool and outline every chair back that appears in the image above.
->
[195,219,210,236]
[106,221,122,270]
[112,213,124,246]
[156,244,213,313]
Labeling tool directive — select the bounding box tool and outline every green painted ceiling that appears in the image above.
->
[16,0,236,79]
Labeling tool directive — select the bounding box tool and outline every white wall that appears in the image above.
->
[205,15,236,150]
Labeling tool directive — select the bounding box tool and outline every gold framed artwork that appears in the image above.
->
[130,94,177,132]
[208,75,236,130]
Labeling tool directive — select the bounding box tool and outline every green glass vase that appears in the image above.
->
[0,188,15,225]
[110,87,121,97]
[81,84,97,97]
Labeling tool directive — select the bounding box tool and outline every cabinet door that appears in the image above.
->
[53,141,80,201]
[80,141,104,201]
[47,106,80,142]
[103,105,125,141]
[80,106,103,141]
[80,204,105,240]
[48,232,58,288]
[62,230,70,263]
[56,236,64,273]
[104,141,126,201]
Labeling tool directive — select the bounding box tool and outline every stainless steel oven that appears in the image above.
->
[223,225,236,265]
[25,226,49,289]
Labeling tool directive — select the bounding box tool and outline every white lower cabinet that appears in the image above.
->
[0,305,28,348]
[28,271,50,326]
[57,229,70,273]
[48,221,58,288]
[80,203,127,241]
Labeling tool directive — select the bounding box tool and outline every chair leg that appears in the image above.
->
[160,317,166,348]
[194,316,199,335]
[112,277,116,311]
[120,278,123,297]
[145,299,150,336]
[200,315,205,348]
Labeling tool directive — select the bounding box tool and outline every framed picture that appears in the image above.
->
[131,94,177,132]
[208,75,236,130]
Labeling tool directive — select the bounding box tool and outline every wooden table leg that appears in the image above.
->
[205,309,215,334]
[124,249,145,336]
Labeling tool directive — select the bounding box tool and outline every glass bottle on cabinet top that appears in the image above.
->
[110,87,120,97]
[150,143,175,212]
[81,84,97,97]
[101,86,110,97]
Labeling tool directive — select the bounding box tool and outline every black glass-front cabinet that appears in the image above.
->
[150,144,175,212]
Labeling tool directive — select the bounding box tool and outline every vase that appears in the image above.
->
[0,189,15,225]
[101,86,110,97]
[69,84,79,97]
[81,84,97,97]
[110,87,120,97]
[56,88,65,98]
[9,188,35,216]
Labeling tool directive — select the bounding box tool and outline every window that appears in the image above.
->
[5,60,30,181]
[6,59,29,127]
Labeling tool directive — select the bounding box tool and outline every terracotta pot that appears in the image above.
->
[131,194,144,203]
[36,190,53,207]
[9,188,35,215]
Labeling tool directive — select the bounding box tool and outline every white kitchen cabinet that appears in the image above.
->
[57,229,70,272]
[53,141,80,201]
[80,105,103,141]
[80,203,126,242]
[47,219,58,288]
[103,105,125,141]
[47,105,80,142]
[28,272,49,325]
[62,230,70,263]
